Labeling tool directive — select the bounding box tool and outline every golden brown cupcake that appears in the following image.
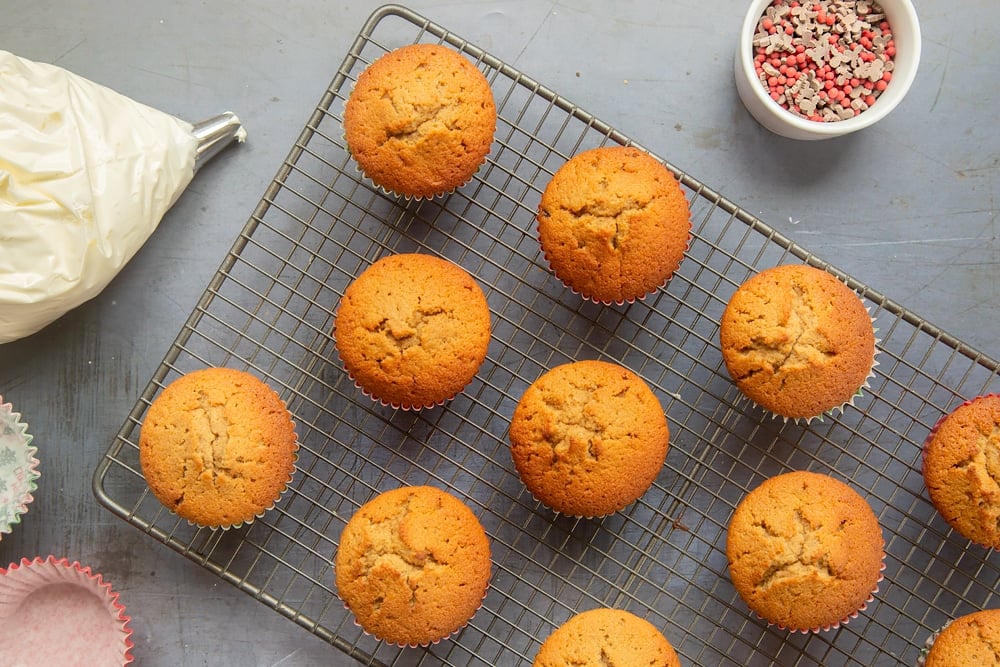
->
[726,470,884,632]
[139,367,298,528]
[919,609,1000,666]
[333,253,491,409]
[509,359,670,517]
[343,43,496,198]
[536,145,691,304]
[534,608,682,667]
[719,264,876,421]
[335,485,491,647]
[922,394,1000,549]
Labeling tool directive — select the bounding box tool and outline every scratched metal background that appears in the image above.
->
[1,2,998,665]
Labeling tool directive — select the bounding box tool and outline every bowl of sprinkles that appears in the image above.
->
[735,0,921,140]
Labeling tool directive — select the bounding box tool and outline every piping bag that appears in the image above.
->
[0,50,246,344]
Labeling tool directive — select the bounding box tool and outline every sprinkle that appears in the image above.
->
[751,0,896,122]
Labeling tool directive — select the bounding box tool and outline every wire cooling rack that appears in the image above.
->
[94,4,1000,666]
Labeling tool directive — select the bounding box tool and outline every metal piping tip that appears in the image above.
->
[192,111,247,172]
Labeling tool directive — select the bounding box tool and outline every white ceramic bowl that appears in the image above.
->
[735,0,921,140]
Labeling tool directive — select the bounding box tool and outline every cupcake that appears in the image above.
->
[918,609,1000,666]
[0,556,134,665]
[333,253,491,409]
[536,145,691,305]
[922,394,1000,549]
[343,43,496,198]
[534,608,682,667]
[139,367,298,529]
[719,264,876,421]
[335,485,491,647]
[509,359,670,517]
[725,470,884,632]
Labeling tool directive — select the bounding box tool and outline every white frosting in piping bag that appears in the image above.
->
[0,50,203,343]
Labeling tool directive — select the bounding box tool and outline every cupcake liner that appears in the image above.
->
[0,556,134,665]
[0,396,40,540]
[339,581,490,648]
[536,209,693,307]
[921,393,1000,550]
[758,555,886,634]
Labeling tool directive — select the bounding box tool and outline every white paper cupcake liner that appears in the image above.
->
[0,556,134,665]
[0,396,40,540]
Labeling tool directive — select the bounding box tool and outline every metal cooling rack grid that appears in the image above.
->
[93,4,1000,666]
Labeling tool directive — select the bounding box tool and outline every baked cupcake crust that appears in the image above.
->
[509,360,670,517]
[533,608,681,667]
[139,367,297,528]
[923,395,1000,549]
[726,470,884,631]
[333,253,491,409]
[536,145,690,304]
[923,609,1000,666]
[335,485,491,646]
[720,264,875,420]
[344,43,496,198]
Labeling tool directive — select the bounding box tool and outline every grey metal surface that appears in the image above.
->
[2,2,998,666]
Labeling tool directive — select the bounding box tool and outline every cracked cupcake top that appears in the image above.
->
[923,395,1000,549]
[536,146,691,304]
[726,470,884,632]
[334,485,491,646]
[343,43,496,198]
[333,253,491,409]
[139,367,298,528]
[719,263,876,420]
[509,359,670,517]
